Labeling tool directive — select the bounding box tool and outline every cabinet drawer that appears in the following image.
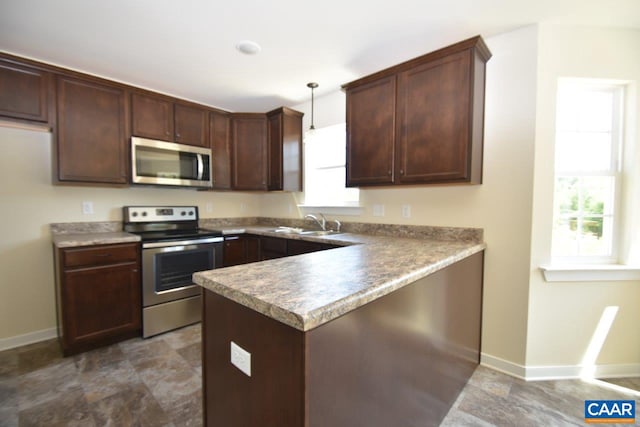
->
[63,243,139,268]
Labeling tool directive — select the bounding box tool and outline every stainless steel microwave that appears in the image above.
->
[131,137,212,188]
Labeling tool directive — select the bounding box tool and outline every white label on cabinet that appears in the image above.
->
[230,341,251,377]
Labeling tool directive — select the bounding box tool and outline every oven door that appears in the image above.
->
[142,237,223,307]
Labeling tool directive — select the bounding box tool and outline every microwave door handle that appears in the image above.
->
[196,154,204,180]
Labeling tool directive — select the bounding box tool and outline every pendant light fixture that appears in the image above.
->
[307,82,318,130]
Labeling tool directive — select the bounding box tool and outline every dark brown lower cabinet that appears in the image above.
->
[223,235,260,267]
[54,243,141,356]
[286,239,341,255]
[202,252,483,427]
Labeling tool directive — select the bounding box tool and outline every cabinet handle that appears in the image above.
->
[95,253,111,257]
[400,169,404,175]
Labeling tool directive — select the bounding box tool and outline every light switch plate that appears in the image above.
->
[230,341,251,377]
[372,204,385,217]
[402,204,411,218]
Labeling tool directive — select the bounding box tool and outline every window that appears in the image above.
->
[303,123,359,206]
[551,80,624,264]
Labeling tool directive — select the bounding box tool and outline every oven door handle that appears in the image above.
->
[142,236,223,249]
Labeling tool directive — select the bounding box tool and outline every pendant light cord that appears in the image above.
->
[307,82,318,130]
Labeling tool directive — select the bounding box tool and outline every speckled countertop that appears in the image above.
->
[50,221,141,248]
[194,226,485,332]
[49,219,485,332]
[52,232,141,248]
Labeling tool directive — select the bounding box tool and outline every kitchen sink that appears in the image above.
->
[298,230,341,236]
[271,227,341,236]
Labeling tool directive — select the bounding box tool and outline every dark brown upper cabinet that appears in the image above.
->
[131,92,209,147]
[267,107,303,191]
[210,110,232,190]
[343,36,491,187]
[0,56,51,124]
[345,76,396,186]
[55,75,129,185]
[231,113,268,190]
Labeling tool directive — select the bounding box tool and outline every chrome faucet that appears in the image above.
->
[305,213,326,231]
[332,219,342,233]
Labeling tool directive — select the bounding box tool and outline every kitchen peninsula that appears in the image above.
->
[193,224,485,427]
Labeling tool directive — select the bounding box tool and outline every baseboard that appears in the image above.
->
[481,353,640,381]
[0,327,57,351]
[480,353,527,380]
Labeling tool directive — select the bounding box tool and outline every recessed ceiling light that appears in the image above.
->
[236,40,261,55]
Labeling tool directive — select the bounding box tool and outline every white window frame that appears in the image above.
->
[550,80,624,265]
[299,123,362,215]
[542,79,640,282]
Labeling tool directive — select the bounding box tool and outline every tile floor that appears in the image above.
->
[0,324,638,426]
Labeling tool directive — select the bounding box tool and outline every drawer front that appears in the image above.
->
[63,243,139,268]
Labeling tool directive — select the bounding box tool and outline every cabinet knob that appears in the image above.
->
[387,170,392,176]
[176,133,181,138]
[165,131,170,136]
[400,169,404,175]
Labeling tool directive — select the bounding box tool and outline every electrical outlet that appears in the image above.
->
[230,341,251,377]
[372,204,385,217]
[82,201,94,215]
[402,205,411,218]
[205,202,213,213]
[240,203,247,213]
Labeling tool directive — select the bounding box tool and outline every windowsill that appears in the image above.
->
[297,204,364,216]
[540,264,640,282]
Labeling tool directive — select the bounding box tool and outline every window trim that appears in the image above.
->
[550,81,625,265]
[302,123,360,209]
[540,264,640,282]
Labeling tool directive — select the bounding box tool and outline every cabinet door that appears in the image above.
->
[245,236,260,263]
[232,115,267,190]
[396,51,472,183]
[346,76,396,187]
[267,113,283,190]
[62,263,141,351]
[0,59,50,123]
[210,111,232,190]
[175,103,209,147]
[260,236,287,260]
[56,76,128,184]
[267,107,303,191]
[131,92,173,141]
[223,236,246,267]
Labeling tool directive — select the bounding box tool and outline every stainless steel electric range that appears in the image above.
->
[123,206,223,337]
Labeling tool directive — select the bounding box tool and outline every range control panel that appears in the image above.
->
[124,206,198,223]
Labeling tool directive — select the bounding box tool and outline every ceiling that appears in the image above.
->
[1,0,638,112]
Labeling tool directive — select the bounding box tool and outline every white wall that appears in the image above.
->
[527,25,640,373]
[0,125,258,344]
